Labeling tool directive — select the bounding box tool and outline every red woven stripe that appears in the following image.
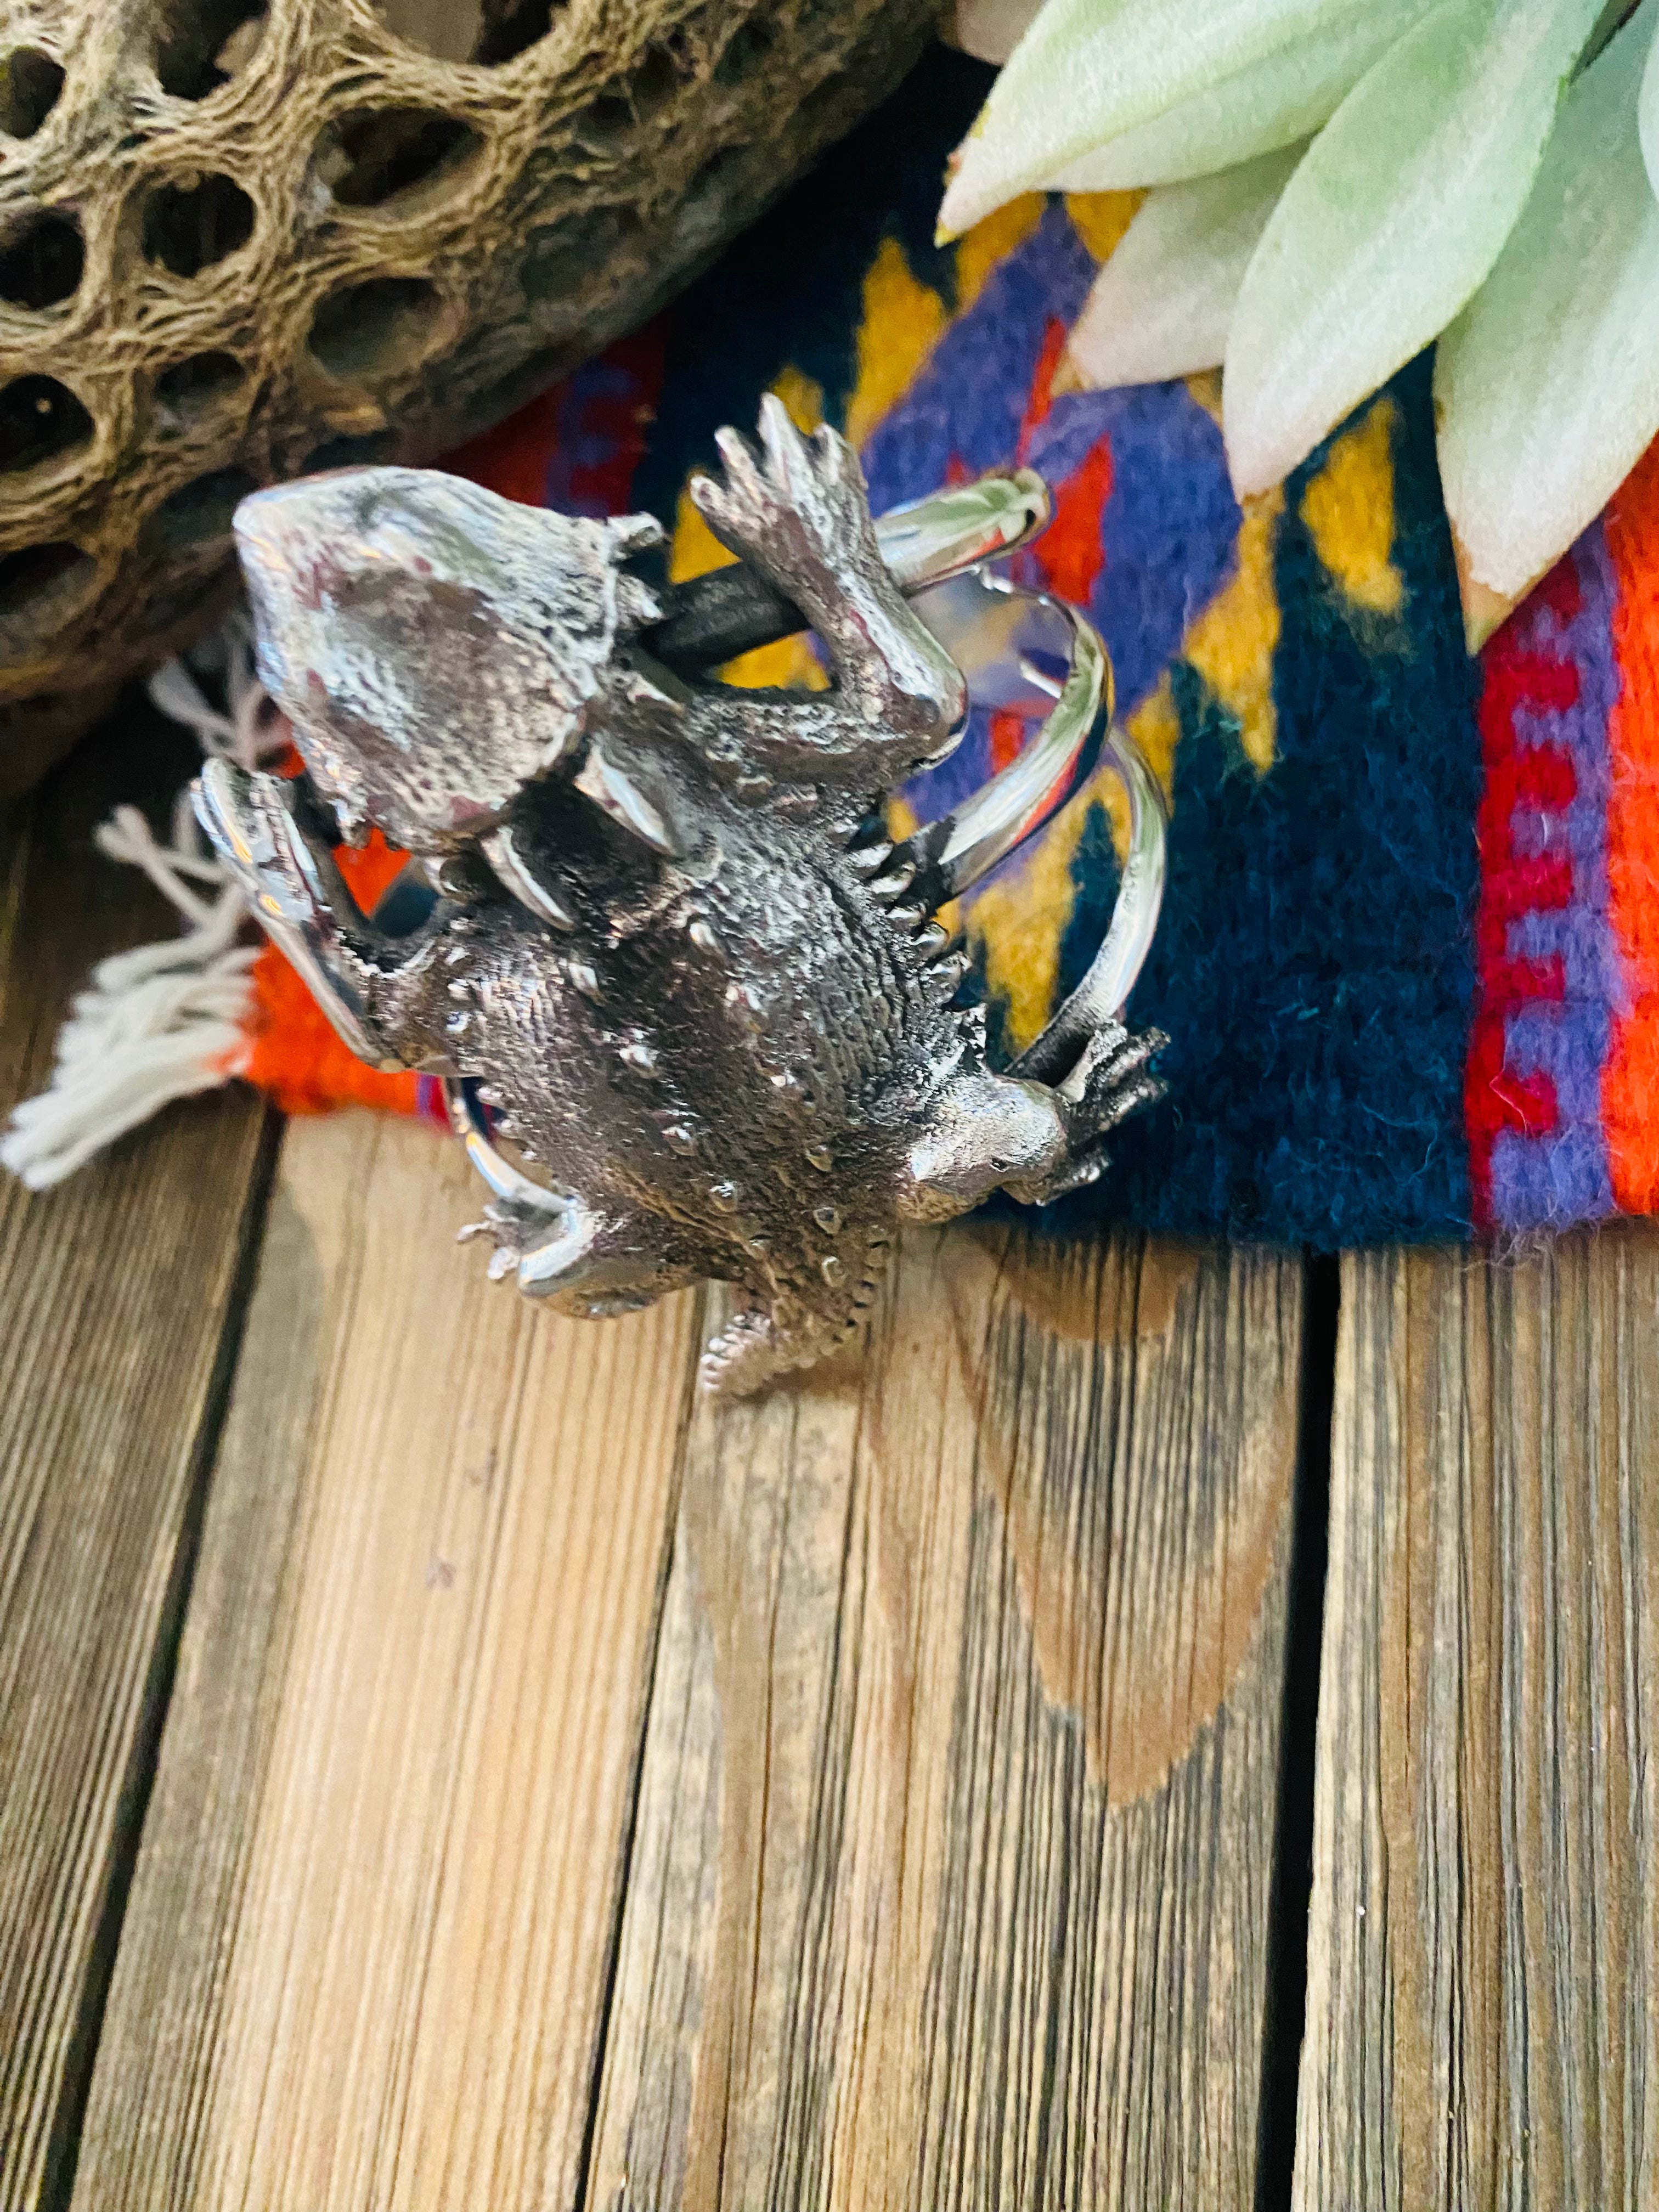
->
[1466,584,1585,1226]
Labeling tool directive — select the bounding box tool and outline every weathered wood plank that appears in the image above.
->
[71,1110,702,2211]
[590,1225,1304,2210]
[1293,1235,1659,2212]
[0,720,272,2212]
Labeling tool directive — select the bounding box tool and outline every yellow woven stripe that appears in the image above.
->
[1063,189,1143,266]
[844,238,950,450]
[1184,487,1284,774]
[1299,396,1404,620]
[955,193,1045,307]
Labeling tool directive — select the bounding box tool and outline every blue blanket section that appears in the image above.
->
[1103,358,1482,1245]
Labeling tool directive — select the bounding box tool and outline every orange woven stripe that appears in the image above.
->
[1602,437,1659,1210]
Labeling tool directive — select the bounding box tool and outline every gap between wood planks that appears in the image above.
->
[1254,1254,1339,2212]
[34,1111,280,2212]
[0,704,283,2212]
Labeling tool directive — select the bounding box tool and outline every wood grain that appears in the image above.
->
[71,1110,702,2211]
[1293,1235,1659,2212]
[0,722,272,2212]
[590,1225,1304,2210]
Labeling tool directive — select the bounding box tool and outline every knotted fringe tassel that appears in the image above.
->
[1,618,283,1190]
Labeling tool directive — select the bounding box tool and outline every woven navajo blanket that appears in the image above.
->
[20,48,1659,1246]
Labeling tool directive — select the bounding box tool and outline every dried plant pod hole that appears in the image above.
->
[154,0,267,98]
[0,542,95,650]
[573,46,686,154]
[303,430,398,473]
[714,16,776,86]
[146,463,258,551]
[473,0,566,65]
[630,43,685,119]
[142,172,256,278]
[370,0,566,65]
[0,208,83,310]
[318,108,483,211]
[308,274,443,381]
[0,375,93,475]
[0,47,65,139]
[156,349,245,419]
[572,93,633,159]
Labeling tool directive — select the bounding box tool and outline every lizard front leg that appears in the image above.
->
[194,758,446,1069]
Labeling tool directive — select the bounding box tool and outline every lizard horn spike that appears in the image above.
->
[482,825,577,930]
[571,738,684,859]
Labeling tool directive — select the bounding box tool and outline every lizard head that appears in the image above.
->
[233,466,662,853]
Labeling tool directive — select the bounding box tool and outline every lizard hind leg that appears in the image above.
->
[896,1026,1169,1222]
[461,1188,699,1318]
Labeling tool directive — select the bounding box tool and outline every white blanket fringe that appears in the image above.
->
[1,616,284,1191]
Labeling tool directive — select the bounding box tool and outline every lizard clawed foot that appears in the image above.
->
[1001,1022,1169,1208]
[689,395,881,637]
[1048,1022,1169,1202]
[1071,1020,1170,1129]
[687,397,966,758]
[460,1192,696,1318]
[459,1192,620,1308]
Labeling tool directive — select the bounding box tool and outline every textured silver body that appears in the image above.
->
[199,403,1165,1393]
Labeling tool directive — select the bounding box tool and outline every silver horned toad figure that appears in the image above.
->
[198,399,1166,1394]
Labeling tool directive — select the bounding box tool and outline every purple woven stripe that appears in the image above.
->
[1489,524,1623,1231]
[861,204,1095,509]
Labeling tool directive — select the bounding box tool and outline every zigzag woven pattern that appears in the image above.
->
[234,47,1659,1248]
[1466,450,1659,1232]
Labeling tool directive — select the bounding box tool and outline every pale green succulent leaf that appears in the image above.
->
[1640,3,1659,205]
[1066,145,1307,387]
[1436,0,1659,606]
[1048,7,1433,192]
[939,0,1418,236]
[1223,0,1605,496]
